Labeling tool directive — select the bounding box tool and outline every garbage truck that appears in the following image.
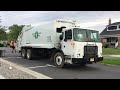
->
[15,20,103,68]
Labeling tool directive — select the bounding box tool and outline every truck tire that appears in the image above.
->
[53,52,65,68]
[26,49,32,60]
[21,48,26,59]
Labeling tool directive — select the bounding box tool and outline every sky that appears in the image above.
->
[0,11,120,33]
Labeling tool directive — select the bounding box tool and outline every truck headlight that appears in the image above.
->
[99,53,102,57]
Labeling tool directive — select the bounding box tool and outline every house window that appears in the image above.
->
[107,38,111,42]
[108,26,117,31]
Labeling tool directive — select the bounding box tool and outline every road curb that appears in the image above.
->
[0,58,52,79]
[103,55,120,58]
[98,62,120,67]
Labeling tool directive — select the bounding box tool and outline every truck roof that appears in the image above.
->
[63,27,99,32]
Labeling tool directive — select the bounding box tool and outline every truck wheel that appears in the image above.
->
[26,49,32,60]
[53,52,65,68]
[21,49,26,59]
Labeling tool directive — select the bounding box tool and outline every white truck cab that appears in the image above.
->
[58,27,103,67]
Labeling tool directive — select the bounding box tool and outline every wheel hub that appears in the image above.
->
[56,56,62,65]
[27,51,30,58]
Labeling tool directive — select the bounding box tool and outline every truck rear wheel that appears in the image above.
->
[21,48,26,59]
[26,49,33,60]
[53,52,65,68]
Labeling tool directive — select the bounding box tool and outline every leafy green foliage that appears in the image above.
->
[103,44,109,48]
[0,28,7,40]
[7,24,25,41]
[101,58,120,65]
[103,48,120,55]
[0,43,3,47]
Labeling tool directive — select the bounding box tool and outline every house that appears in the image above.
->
[100,18,120,48]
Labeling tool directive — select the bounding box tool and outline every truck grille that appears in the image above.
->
[84,46,98,58]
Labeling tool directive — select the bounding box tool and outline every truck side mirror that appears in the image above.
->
[64,39,67,42]
[57,28,62,33]
[59,34,63,40]
[56,27,66,33]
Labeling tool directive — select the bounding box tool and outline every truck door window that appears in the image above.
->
[65,30,72,40]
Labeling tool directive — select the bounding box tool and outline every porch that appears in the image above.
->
[100,35,120,48]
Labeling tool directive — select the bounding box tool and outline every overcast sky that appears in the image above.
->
[0,11,120,33]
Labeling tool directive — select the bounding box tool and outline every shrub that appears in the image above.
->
[0,43,4,47]
[103,44,109,48]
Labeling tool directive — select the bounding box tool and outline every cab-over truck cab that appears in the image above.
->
[53,27,103,67]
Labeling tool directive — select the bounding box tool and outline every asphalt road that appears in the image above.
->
[1,47,120,79]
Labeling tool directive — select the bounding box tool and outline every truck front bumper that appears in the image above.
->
[72,57,103,64]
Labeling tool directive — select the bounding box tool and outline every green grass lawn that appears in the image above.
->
[103,48,120,55]
[100,58,120,65]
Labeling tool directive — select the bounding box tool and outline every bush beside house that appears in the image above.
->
[0,43,3,47]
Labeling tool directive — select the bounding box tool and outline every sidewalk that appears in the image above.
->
[0,58,52,79]
[103,55,120,58]
[0,74,5,79]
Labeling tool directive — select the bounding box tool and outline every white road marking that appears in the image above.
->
[46,64,56,67]
[28,66,48,68]
[16,57,22,58]
[28,64,56,69]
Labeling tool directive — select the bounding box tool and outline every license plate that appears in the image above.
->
[90,58,94,61]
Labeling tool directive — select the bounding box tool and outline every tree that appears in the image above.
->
[0,28,7,40]
[7,24,25,41]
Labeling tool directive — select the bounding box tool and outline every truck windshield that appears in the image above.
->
[73,28,100,42]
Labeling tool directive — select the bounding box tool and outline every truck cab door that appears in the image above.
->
[61,30,73,55]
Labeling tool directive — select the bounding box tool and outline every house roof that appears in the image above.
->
[100,28,120,35]
[100,22,120,36]
[109,22,120,26]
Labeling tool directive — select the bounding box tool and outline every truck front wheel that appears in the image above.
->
[26,49,32,60]
[21,48,26,59]
[53,52,65,68]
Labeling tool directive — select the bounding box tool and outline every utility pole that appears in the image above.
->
[0,16,2,29]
